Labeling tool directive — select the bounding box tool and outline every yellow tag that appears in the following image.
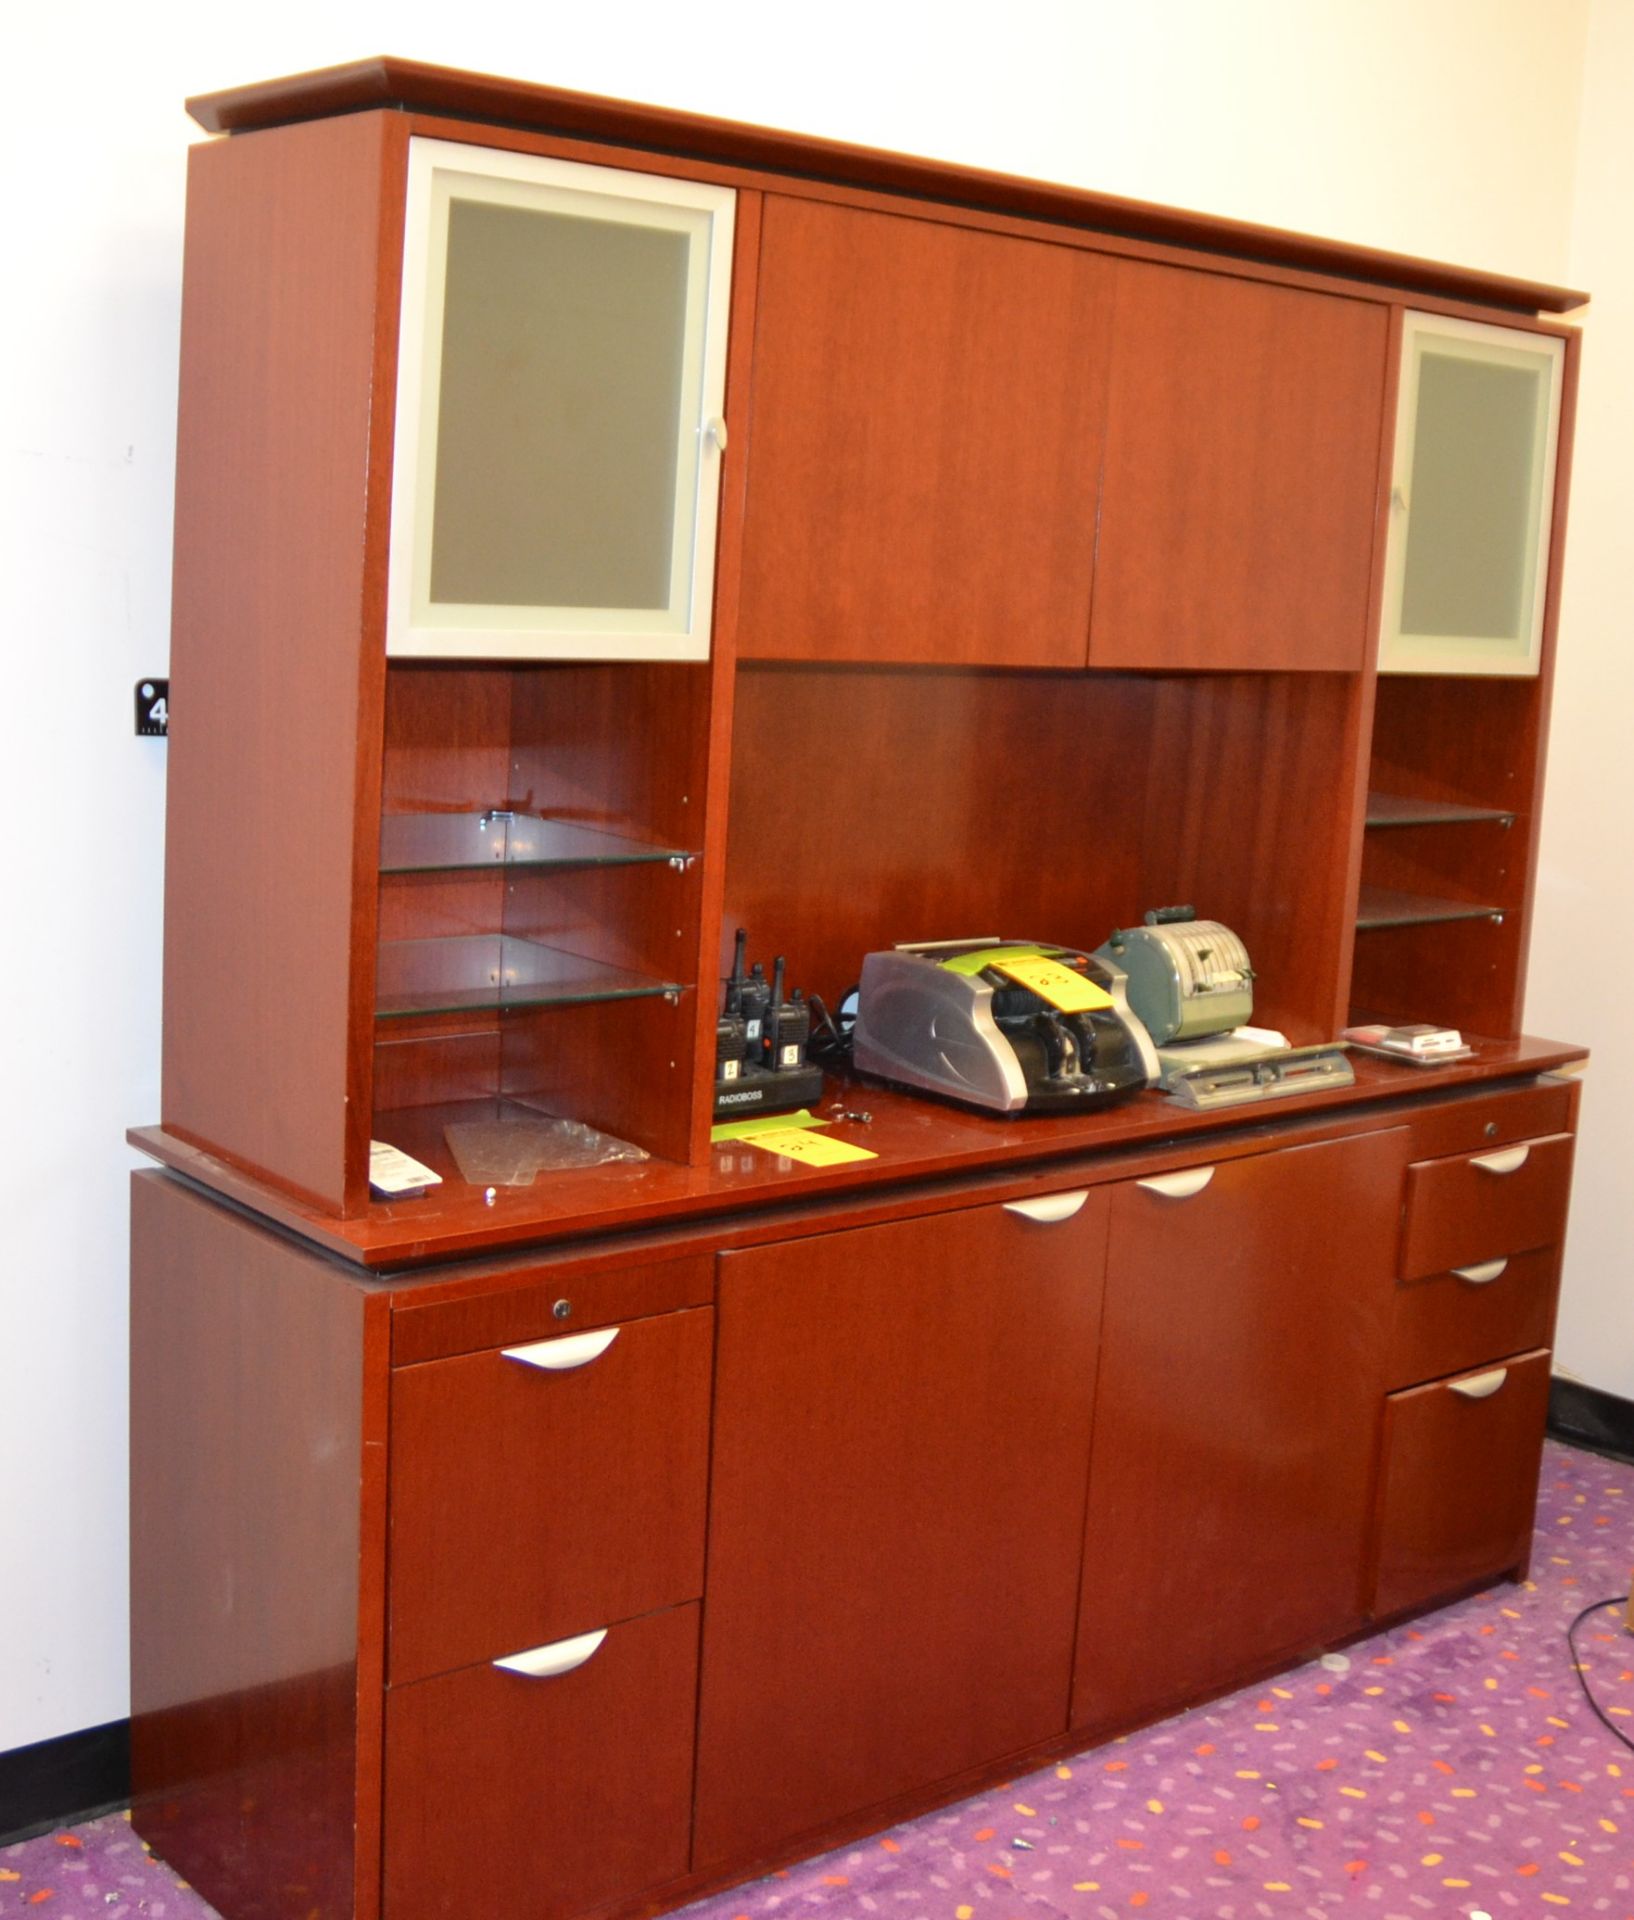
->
[711,1109,828,1144]
[749,1128,878,1167]
[994,957,1113,1013]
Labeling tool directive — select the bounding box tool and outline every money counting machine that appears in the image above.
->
[851,939,1159,1115]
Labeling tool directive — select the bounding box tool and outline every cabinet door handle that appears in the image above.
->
[704,415,729,452]
[1471,1144,1530,1176]
[1452,1258,1509,1286]
[1136,1167,1214,1200]
[1448,1366,1509,1401]
[493,1627,607,1679]
[1003,1189,1090,1224]
[503,1328,619,1372]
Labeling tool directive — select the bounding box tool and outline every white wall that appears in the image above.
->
[1528,0,1634,1396]
[0,0,1617,1752]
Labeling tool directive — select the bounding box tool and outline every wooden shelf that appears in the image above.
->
[1364,793,1517,829]
[1355,888,1505,932]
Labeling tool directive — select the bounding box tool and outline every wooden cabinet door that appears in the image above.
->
[388,1307,712,1683]
[736,194,1112,666]
[389,139,735,661]
[1073,1131,1403,1732]
[1089,261,1389,670]
[1371,1349,1551,1617]
[694,1189,1108,1865]
[384,1602,699,1920]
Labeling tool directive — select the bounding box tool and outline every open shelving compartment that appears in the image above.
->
[369,659,715,1187]
[1349,673,1545,1038]
[722,661,1371,1050]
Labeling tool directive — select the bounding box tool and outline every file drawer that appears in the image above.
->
[1387,1244,1560,1388]
[1371,1347,1551,1618]
[388,1306,712,1684]
[385,1602,698,1920]
[1400,1133,1573,1280]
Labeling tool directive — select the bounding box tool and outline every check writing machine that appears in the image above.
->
[852,912,1353,1115]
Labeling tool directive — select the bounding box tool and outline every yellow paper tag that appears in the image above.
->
[749,1128,878,1167]
[711,1108,828,1143]
[994,956,1113,1013]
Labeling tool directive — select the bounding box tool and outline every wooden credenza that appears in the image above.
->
[134,53,1589,1920]
[132,1063,1581,1920]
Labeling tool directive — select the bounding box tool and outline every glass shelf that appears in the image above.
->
[1355,887,1505,933]
[380,810,697,875]
[1364,792,1516,829]
[376,934,686,1019]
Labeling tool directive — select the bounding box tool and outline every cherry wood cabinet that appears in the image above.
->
[134,53,1592,1920]
[1072,1130,1404,1733]
[694,1193,1107,1864]
[133,1067,1582,1920]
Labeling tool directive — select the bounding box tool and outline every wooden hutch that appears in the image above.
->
[131,56,1587,1920]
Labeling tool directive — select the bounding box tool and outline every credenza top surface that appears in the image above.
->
[129,1034,1586,1271]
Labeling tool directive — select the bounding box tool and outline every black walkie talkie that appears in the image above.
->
[713,931,826,1118]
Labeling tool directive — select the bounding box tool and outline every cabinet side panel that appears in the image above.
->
[130,1171,371,1920]
[162,114,399,1211]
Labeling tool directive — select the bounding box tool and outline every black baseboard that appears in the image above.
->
[0,1719,129,1847]
[1550,1376,1634,1465]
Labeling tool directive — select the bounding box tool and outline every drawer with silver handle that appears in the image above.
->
[1371,1347,1552,1618]
[1399,1133,1574,1279]
[1387,1243,1560,1388]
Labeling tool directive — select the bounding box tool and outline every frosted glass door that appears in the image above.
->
[388,140,735,660]
[1378,313,1563,677]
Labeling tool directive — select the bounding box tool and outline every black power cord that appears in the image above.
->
[1567,1595,1634,1755]
[805,989,857,1072]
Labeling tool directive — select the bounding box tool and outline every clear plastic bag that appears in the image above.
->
[443,1110,649,1186]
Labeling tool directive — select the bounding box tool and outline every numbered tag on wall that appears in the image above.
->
[135,678,170,737]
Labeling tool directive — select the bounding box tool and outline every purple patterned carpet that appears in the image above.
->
[7,1439,1632,1919]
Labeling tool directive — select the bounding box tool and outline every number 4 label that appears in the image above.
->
[135,678,170,737]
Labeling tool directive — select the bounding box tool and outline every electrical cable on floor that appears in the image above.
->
[1567,1594,1634,1755]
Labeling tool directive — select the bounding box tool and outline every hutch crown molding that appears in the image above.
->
[133,56,1587,1920]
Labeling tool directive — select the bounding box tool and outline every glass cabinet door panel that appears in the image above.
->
[1379,313,1564,677]
[389,139,735,661]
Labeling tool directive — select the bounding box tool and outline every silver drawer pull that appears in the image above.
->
[493,1627,607,1679]
[1137,1167,1214,1200]
[1471,1144,1531,1176]
[1448,1367,1509,1401]
[503,1328,619,1372]
[1003,1190,1089,1224]
[1452,1258,1509,1286]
